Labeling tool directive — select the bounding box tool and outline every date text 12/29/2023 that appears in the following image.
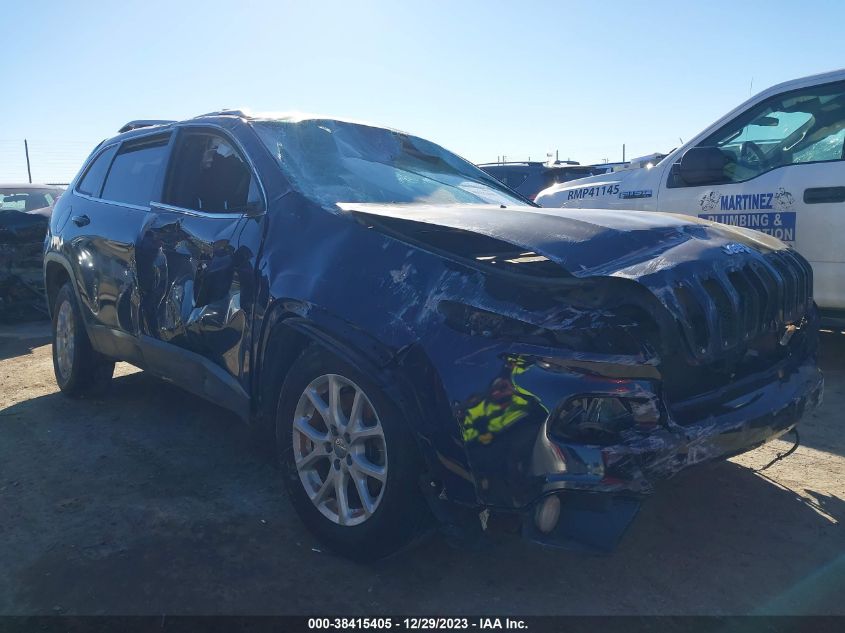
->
[307,617,528,630]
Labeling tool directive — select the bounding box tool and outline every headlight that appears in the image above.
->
[438,300,655,356]
[550,395,661,445]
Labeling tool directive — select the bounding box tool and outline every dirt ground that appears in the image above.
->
[0,321,843,616]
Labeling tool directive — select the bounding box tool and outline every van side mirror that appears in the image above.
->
[678,146,729,186]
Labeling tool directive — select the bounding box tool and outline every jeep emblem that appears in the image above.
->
[722,243,752,255]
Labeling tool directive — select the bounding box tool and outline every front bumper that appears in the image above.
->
[515,357,823,551]
[536,358,823,496]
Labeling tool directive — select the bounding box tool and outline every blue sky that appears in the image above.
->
[2,0,843,183]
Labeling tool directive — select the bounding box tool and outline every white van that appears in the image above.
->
[535,69,845,325]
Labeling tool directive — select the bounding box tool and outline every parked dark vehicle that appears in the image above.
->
[1,184,63,321]
[44,112,823,559]
[478,161,604,200]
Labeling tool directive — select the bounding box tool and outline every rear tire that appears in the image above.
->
[52,282,115,397]
[276,345,430,561]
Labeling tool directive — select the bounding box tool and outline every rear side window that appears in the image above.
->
[77,145,118,197]
[163,131,255,213]
[101,136,169,207]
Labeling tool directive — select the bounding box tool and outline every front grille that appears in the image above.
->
[666,249,813,359]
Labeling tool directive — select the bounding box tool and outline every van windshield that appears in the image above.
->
[251,119,525,207]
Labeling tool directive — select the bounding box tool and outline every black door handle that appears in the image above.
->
[804,187,845,204]
[71,214,90,227]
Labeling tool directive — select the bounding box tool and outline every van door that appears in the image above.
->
[658,79,845,311]
[136,127,263,417]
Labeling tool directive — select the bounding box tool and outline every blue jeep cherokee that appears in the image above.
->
[44,111,823,559]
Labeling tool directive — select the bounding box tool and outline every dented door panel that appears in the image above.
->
[138,206,252,388]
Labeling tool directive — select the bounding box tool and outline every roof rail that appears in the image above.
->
[118,120,176,133]
[193,109,249,119]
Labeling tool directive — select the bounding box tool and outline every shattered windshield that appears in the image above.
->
[251,119,525,207]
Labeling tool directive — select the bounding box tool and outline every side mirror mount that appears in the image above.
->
[678,146,729,187]
[244,199,264,216]
[244,179,264,216]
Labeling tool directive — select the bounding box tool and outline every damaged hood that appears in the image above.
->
[338,202,788,279]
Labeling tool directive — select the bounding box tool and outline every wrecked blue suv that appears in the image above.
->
[44,111,823,559]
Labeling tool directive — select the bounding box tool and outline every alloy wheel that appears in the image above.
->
[292,374,388,526]
[55,300,75,381]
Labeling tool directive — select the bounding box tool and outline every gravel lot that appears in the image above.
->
[0,321,843,615]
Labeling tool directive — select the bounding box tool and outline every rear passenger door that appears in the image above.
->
[67,133,169,362]
[136,126,263,417]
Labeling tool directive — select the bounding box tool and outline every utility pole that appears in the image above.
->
[622,144,626,162]
[24,139,32,183]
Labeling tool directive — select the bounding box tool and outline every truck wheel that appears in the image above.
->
[276,345,430,561]
[52,282,114,397]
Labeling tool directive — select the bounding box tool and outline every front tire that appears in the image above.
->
[276,346,430,561]
[52,282,115,397]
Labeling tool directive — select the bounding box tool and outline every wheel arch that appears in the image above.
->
[252,299,397,428]
[252,298,477,506]
[43,253,76,319]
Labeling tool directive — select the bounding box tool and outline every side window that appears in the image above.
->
[163,132,256,213]
[101,136,169,207]
[682,80,845,185]
[77,145,118,197]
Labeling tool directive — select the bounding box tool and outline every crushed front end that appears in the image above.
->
[0,210,49,322]
[343,203,823,552]
[435,245,822,552]
[515,247,823,550]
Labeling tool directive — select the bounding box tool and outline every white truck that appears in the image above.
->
[536,69,845,325]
